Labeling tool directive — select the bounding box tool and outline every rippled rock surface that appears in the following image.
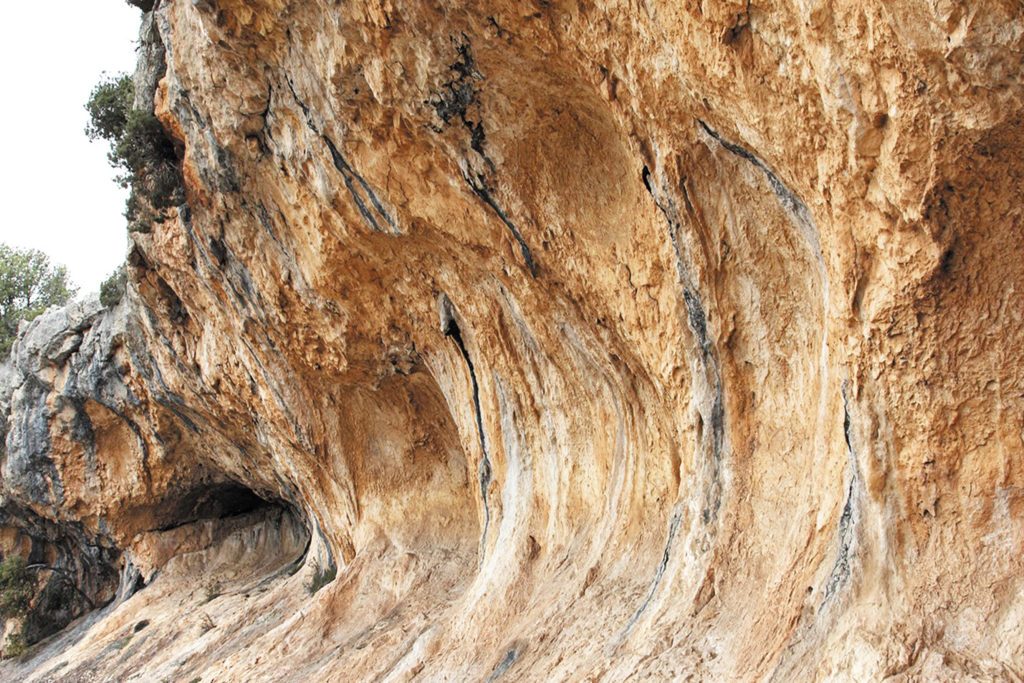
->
[2,0,1022,679]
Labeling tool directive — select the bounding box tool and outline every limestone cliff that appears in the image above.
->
[1,0,1023,679]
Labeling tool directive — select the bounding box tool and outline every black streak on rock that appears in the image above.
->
[440,297,493,553]
[427,38,536,277]
[824,383,859,603]
[428,37,484,129]
[696,119,822,262]
[643,173,725,526]
[16,381,66,508]
[284,78,397,235]
[321,134,398,234]
[486,645,521,682]
[619,508,683,637]
[463,169,537,277]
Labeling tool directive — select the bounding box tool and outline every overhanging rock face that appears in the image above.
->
[2,1,1023,679]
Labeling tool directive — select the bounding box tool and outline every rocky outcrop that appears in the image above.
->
[0,296,300,643]
[2,0,1023,679]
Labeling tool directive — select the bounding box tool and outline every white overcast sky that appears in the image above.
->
[0,3,143,294]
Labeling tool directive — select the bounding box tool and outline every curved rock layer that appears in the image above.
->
[2,0,1023,679]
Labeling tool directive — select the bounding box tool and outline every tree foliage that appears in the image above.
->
[3,630,26,659]
[83,74,133,152]
[0,244,77,357]
[100,265,127,309]
[85,73,183,232]
[0,556,33,621]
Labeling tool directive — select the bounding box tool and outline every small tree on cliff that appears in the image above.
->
[0,556,34,658]
[0,556,33,621]
[0,244,77,357]
[85,73,183,232]
[99,264,127,309]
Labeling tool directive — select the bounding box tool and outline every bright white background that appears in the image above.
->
[0,3,144,294]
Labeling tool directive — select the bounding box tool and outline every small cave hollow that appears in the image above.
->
[156,481,285,533]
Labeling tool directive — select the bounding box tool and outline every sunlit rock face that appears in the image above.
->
[2,0,1023,679]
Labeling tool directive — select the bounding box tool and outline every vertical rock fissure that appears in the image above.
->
[618,507,684,638]
[441,307,493,552]
[824,382,861,603]
[643,169,726,527]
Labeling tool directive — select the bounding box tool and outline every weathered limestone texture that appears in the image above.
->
[2,0,1023,679]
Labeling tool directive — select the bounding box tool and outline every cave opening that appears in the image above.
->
[153,481,290,533]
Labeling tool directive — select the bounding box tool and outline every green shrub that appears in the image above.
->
[85,74,183,232]
[84,74,133,149]
[115,111,179,193]
[0,556,34,620]
[100,265,127,309]
[0,244,76,356]
[3,630,26,659]
[0,556,34,660]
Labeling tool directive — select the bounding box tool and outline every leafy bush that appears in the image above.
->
[85,74,183,232]
[0,556,34,659]
[0,556,33,620]
[84,74,133,150]
[3,630,26,659]
[0,244,76,356]
[100,265,127,309]
[116,111,179,194]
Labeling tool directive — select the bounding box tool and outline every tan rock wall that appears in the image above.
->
[3,0,1022,679]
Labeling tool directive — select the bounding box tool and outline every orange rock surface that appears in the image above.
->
[2,0,1022,679]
